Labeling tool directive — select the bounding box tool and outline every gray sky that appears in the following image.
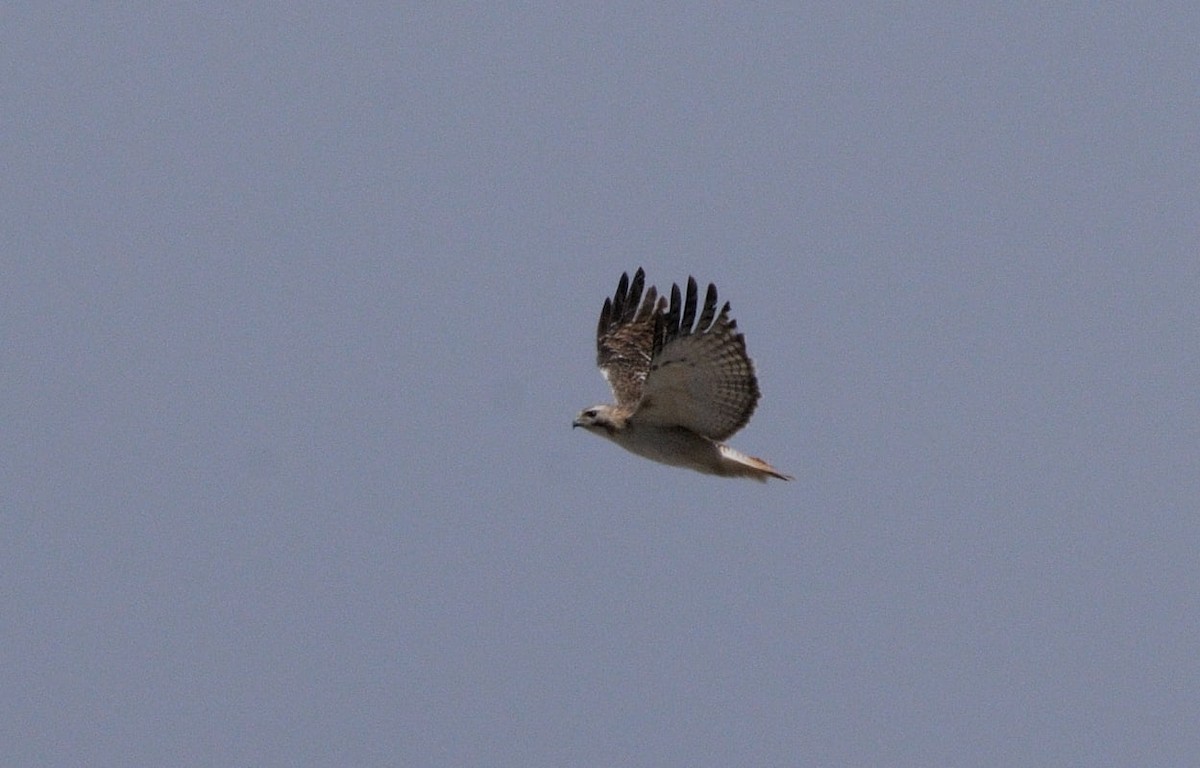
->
[5,4,1198,766]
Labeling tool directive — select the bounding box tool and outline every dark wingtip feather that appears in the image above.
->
[695,283,719,331]
[625,269,645,320]
[611,272,630,319]
[597,297,613,347]
[680,277,698,334]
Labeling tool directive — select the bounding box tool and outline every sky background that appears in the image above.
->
[4,3,1199,766]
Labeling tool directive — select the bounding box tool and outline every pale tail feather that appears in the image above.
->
[716,444,792,482]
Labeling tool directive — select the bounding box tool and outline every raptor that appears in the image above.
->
[573,269,791,481]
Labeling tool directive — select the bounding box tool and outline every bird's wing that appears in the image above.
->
[595,268,663,407]
[632,277,761,441]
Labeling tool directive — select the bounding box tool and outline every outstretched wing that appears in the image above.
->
[632,277,761,440]
[595,268,663,407]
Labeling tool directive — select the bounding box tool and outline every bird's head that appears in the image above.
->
[572,404,624,436]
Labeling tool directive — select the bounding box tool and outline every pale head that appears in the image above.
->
[572,404,626,436]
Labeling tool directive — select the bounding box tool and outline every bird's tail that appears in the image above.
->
[717,444,793,482]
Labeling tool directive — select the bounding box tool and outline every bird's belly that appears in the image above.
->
[610,426,719,473]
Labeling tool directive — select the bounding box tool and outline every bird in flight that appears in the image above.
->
[573,268,791,482]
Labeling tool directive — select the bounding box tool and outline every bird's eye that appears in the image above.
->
[584,409,597,418]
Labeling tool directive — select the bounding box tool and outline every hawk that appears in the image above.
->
[573,268,791,482]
